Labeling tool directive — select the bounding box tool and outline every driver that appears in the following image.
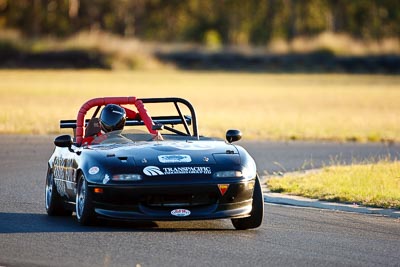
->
[99,104,126,133]
[82,104,126,145]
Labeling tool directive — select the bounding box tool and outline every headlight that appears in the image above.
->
[213,170,242,178]
[241,166,256,179]
[112,174,143,181]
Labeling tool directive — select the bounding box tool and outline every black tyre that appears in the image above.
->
[76,173,97,226]
[231,176,264,230]
[45,168,72,216]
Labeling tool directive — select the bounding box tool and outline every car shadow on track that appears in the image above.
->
[0,212,238,233]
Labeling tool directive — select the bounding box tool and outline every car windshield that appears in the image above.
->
[91,129,156,145]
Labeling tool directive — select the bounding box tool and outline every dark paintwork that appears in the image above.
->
[48,135,257,221]
[47,97,260,226]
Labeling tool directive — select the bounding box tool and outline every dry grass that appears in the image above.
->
[267,161,400,209]
[0,70,399,142]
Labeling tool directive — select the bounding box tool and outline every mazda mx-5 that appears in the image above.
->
[45,97,263,230]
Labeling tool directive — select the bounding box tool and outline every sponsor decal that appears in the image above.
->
[143,166,165,176]
[163,166,212,175]
[103,174,110,184]
[143,166,212,176]
[53,157,75,181]
[171,209,191,217]
[54,178,67,197]
[218,184,230,196]
[89,166,100,175]
[158,155,192,163]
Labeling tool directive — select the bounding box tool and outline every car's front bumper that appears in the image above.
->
[88,180,255,221]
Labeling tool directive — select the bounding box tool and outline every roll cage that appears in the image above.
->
[60,97,199,146]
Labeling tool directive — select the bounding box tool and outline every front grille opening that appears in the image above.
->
[144,193,217,208]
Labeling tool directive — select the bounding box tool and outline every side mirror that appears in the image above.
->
[54,135,73,148]
[226,129,242,143]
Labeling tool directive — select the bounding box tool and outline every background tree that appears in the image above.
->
[0,0,399,44]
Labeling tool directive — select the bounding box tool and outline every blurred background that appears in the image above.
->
[0,0,399,72]
[0,0,399,141]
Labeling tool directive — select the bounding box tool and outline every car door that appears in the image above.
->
[51,146,78,201]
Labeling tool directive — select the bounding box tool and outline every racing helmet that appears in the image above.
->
[99,104,126,132]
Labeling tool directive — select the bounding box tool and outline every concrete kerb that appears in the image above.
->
[260,174,400,219]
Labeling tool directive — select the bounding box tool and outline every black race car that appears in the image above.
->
[45,97,263,230]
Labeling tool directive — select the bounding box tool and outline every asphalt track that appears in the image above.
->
[1,135,399,267]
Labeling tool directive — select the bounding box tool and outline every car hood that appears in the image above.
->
[87,140,240,166]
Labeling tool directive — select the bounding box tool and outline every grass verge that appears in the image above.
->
[267,161,400,209]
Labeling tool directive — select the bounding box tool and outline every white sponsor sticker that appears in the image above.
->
[171,209,191,217]
[143,166,165,176]
[158,155,192,163]
[89,166,99,175]
[143,166,212,176]
[163,166,211,175]
[103,174,110,184]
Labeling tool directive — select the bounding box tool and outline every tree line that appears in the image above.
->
[1,0,399,45]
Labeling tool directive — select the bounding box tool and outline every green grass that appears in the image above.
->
[0,70,400,142]
[267,161,400,209]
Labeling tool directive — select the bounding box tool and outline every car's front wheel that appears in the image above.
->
[231,176,264,230]
[45,168,72,216]
[76,173,96,226]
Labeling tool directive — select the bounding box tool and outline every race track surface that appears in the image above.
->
[1,135,399,266]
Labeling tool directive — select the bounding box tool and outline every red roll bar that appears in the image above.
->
[75,97,157,144]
